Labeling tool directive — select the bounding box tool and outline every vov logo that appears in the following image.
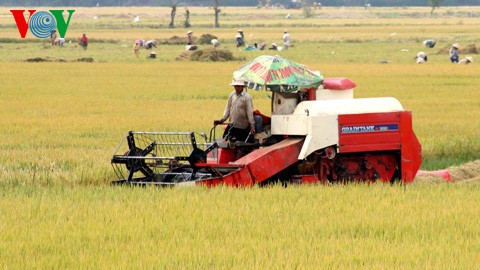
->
[10,10,75,39]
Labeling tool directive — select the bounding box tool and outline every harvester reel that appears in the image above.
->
[128,149,154,177]
[116,141,156,182]
[111,131,213,185]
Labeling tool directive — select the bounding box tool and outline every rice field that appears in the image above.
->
[1,6,480,269]
[1,184,480,268]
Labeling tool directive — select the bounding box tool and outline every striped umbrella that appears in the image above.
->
[233,55,323,92]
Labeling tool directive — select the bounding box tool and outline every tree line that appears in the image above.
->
[1,0,479,7]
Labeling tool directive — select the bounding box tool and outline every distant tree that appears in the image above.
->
[213,0,221,28]
[169,2,177,28]
[184,7,191,28]
[302,0,314,18]
[429,0,443,14]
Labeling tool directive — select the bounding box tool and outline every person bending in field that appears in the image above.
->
[268,43,278,51]
[235,29,245,47]
[415,52,428,64]
[211,38,220,48]
[58,37,65,47]
[449,43,459,63]
[458,56,473,65]
[214,79,255,143]
[80,33,88,50]
[423,39,436,48]
[50,30,58,46]
[144,40,157,49]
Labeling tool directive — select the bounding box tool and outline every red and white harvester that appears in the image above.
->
[111,56,422,187]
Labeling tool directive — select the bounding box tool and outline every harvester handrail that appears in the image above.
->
[210,122,232,142]
[112,155,179,160]
[154,141,210,146]
[130,131,193,135]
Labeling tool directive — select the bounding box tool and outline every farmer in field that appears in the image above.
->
[269,43,278,51]
[214,79,255,143]
[244,44,255,51]
[458,56,473,65]
[211,38,220,48]
[235,29,245,47]
[144,40,157,49]
[283,30,291,50]
[187,31,193,45]
[58,37,65,47]
[415,51,427,64]
[423,39,436,48]
[449,43,459,63]
[133,40,142,57]
[50,30,57,46]
[80,33,88,50]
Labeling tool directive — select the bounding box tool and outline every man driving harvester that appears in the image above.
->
[214,79,256,142]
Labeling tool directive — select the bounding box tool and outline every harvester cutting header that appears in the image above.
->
[111,55,422,187]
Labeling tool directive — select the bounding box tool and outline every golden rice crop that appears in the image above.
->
[1,184,479,269]
[1,6,480,269]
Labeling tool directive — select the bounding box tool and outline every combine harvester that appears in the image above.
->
[111,55,422,187]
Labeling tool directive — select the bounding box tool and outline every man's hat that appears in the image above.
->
[230,78,245,86]
[187,31,193,35]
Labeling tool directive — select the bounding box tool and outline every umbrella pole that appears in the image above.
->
[307,87,316,101]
